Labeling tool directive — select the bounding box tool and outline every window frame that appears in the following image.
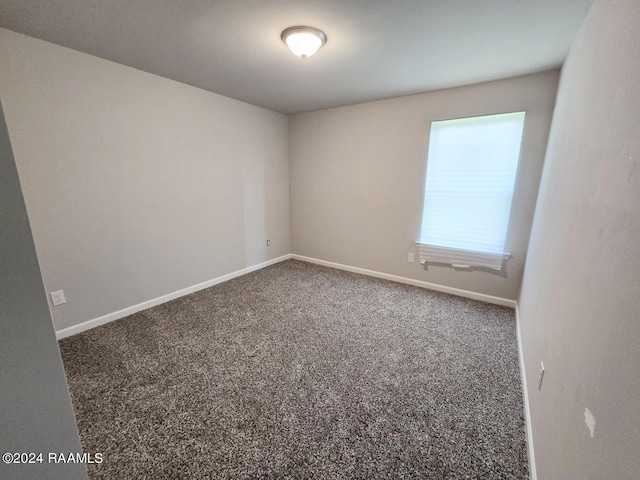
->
[417,111,526,270]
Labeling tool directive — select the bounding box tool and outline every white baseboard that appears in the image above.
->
[58,251,516,334]
[515,304,537,480]
[55,254,292,340]
[291,254,517,308]
[56,251,530,472]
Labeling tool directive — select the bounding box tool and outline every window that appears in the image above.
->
[418,111,526,270]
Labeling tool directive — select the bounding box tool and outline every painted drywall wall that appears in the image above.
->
[0,100,87,480]
[289,71,558,300]
[0,28,290,331]
[518,0,640,478]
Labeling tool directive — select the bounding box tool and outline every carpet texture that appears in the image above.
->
[59,260,528,479]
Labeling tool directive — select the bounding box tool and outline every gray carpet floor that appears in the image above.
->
[59,259,528,479]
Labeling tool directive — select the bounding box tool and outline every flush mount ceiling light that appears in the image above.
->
[281,26,327,59]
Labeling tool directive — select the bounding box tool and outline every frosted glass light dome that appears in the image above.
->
[281,26,327,59]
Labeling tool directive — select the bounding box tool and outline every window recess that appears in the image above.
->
[417,111,526,271]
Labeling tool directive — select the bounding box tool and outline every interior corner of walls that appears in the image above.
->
[1,30,295,342]
[515,303,537,480]
[291,254,517,308]
[287,73,557,307]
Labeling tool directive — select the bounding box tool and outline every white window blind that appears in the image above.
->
[418,111,526,270]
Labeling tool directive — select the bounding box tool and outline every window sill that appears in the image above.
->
[416,243,510,271]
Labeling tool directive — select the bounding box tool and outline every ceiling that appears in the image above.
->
[0,0,593,115]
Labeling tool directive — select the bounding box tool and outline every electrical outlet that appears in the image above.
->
[267,239,271,246]
[538,361,545,390]
[408,253,415,263]
[50,290,66,306]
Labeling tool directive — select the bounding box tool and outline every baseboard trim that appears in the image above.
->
[515,303,537,480]
[291,254,517,308]
[56,252,530,471]
[55,254,293,340]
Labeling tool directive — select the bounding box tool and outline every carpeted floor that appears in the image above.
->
[59,259,528,479]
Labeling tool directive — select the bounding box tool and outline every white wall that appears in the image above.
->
[289,71,558,301]
[0,28,290,331]
[518,0,640,478]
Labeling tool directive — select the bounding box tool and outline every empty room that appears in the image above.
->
[1,0,639,479]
